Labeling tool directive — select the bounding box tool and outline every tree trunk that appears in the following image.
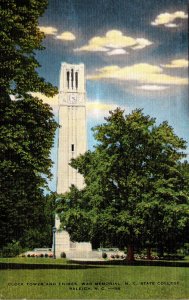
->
[127,244,135,261]
[147,246,152,260]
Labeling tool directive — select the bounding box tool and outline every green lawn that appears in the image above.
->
[0,257,68,265]
[0,264,188,299]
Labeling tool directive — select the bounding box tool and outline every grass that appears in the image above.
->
[0,257,68,265]
[0,264,189,299]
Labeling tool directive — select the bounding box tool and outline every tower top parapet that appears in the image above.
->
[61,62,84,67]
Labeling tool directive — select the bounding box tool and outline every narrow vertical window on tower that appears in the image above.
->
[71,69,74,89]
[67,71,69,89]
[71,144,74,152]
[75,72,78,89]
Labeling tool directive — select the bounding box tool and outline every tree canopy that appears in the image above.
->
[0,0,58,250]
[57,108,189,260]
[0,0,57,99]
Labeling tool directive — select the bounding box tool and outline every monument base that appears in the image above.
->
[53,230,93,258]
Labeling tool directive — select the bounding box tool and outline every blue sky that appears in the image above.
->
[35,0,188,191]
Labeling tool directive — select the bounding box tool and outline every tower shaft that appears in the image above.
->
[56,62,87,229]
[57,105,86,194]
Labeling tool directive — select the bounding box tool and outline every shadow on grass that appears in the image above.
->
[0,262,103,270]
[1,260,189,270]
[69,259,189,268]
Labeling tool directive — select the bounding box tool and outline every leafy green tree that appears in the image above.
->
[57,185,93,242]
[178,161,189,192]
[0,96,57,248]
[0,0,57,99]
[57,109,189,260]
[22,192,56,249]
[0,0,58,249]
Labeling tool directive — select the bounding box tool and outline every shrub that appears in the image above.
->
[40,254,44,257]
[163,254,185,260]
[110,255,115,259]
[102,252,107,259]
[1,241,22,257]
[27,254,31,257]
[45,253,48,258]
[115,254,120,259]
[60,252,66,258]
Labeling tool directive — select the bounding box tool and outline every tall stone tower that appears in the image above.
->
[57,62,87,197]
[54,63,88,257]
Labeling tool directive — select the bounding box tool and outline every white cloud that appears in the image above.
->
[87,101,128,121]
[74,30,152,54]
[75,45,108,52]
[56,31,76,41]
[107,48,127,56]
[131,38,153,50]
[39,26,58,35]
[162,59,188,68]
[30,92,58,106]
[87,101,117,113]
[137,85,169,91]
[151,11,188,27]
[87,63,188,85]
[30,93,119,118]
[39,27,76,41]
[165,23,178,28]
[10,95,16,101]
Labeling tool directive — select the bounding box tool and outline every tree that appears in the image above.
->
[0,0,58,249]
[0,96,57,247]
[22,192,56,249]
[0,0,57,99]
[57,109,189,260]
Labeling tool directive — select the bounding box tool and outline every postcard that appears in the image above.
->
[0,0,188,299]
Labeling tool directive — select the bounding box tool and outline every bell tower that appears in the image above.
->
[55,63,87,229]
[53,63,93,258]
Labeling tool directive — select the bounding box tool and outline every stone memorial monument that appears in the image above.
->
[53,63,92,258]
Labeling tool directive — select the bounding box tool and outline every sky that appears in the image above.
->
[35,0,188,191]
